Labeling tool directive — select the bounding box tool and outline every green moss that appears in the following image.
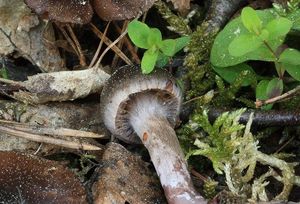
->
[154,0,192,36]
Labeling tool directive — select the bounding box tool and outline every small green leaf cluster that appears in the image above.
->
[128,20,190,74]
[210,6,300,109]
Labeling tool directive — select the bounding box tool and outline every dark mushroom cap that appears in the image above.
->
[25,0,93,24]
[0,151,86,203]
[100,65,182,143]
[92,0,155,21]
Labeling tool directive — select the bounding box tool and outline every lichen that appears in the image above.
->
[185,109,298,202]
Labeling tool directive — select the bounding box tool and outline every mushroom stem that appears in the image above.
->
[132,116,206,204]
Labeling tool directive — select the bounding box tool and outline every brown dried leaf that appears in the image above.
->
[0,0,65,72]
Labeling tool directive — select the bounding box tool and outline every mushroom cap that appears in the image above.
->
[100,65,182,143]
[0,151,86,203]
[92,0,155,21]
[25,0,93,24]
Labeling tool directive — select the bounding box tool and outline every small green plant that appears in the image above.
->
[128,20,190,74]
[210,6,300,108]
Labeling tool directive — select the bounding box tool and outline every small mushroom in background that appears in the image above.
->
[100,65,206,204]
[0,151,87,203]
[24,0,94,24]
[92,0,156,21]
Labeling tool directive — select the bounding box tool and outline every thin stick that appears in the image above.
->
[90,23,132,65]
[0,78,23,86]
[255,85,300,108]
[95,28,128,68]
[58,25,79,56]
[112,21,140,65]
[111,21,128,68]
[89,22,111,68]
[0,126,101,151]
[66,24,86,66]
[0,119,105,138]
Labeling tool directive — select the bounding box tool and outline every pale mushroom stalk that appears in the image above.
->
[101,65,206,204]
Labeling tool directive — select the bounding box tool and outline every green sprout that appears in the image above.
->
[210,6,300,109]
[128,20,190,74]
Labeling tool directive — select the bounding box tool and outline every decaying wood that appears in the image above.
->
[7,67,110,104]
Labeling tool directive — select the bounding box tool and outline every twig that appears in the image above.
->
[95,28,128,68]
[0,119,105,138]
[112,21,140,65]
[89,22,111,68]
[255,85,300,108]
[90,23,133,65]
[66,24,86,66]
[0,126,101,151]
[208,108,300,126]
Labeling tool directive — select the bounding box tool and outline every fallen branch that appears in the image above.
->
[0,119,105,138]
[255,86,300,108]
[0,125,102,151]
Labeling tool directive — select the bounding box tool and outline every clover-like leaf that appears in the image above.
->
[211,9,279,67]
[279,48,300,65]
[159,39,176,56]
[147,28,162,46]
[128,20,151,49]
[283,63,300,81]
[156,52,169,67]
[228,34,263,57]
[141,46,159,74]
[241,7,262,34]
[265,17,292,39]
[173,36,190,54]
[266,78,283,98]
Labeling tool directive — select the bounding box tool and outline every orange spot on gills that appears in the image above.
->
[143,132,148,141]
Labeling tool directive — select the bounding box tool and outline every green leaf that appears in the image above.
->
[279,48,300,65]
[258,29,269,41]
[228,34,263,57]
[159,39,176,56]
[173,36,190,54]
[141,47,159,74]
[213,63,256,86]
[211,9,279,67]
[241,7,262,34]
[266,78,283,98]
[156,52,169,67]
[256,80,273,109]
[283,63,300,81]
[147,28,162,46]
[128,20,151,49]
[265,17,292,39]
[256,80,269,100]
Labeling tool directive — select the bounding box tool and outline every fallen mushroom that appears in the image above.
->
[92,0,155,21]
[25,0,93,24]
[0,151,87,203]
[100,65,206,203]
